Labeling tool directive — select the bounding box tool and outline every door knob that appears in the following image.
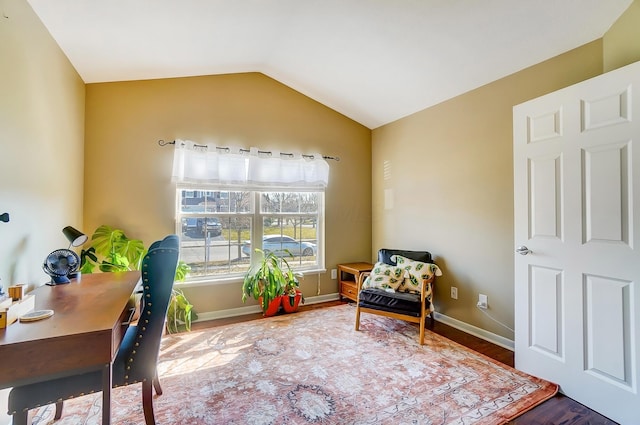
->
[515,246,532,255]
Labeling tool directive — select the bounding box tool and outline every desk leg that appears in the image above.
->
[102,363,112,424]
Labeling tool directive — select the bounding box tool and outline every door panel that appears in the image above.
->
[529,155,563,240]
[529,265,563,358]
[581,87,631,131]
[528,109,563,142]
[514,60,640,425]
[584,274,633,388]
[582,142,631,245]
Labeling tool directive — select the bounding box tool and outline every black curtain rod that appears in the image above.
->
[158,139,340,161]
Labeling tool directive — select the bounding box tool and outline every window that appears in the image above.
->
[171,140,329,282]
[176,188,324,281]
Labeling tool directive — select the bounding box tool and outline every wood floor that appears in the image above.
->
[192,300,618,425]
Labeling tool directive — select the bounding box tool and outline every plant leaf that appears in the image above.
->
[91,225,124,257]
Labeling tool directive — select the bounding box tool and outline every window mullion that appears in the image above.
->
[252,191,263,267]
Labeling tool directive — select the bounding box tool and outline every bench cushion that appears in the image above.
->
[358,288,429,318]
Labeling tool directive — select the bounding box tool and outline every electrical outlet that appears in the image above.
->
[477,293,488,309]
[451,286,458,299]
[331,269,337,280]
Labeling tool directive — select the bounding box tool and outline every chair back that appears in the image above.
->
[123,234,179,384]
[378,248,432,265]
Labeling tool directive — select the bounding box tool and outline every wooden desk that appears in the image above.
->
[0,271,140,424]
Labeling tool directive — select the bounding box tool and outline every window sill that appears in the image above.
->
[176,268,327,288]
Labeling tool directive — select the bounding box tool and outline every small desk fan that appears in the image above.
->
[43,249,80,285]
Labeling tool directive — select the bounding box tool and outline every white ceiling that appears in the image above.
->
[27,0,632,129]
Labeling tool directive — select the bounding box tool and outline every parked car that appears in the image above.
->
[182,217,222,237]
[242,235,316,257]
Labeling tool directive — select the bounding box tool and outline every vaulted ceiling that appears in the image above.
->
[27,0,632,129]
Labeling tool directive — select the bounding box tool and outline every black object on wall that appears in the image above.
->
[0,212,9,223]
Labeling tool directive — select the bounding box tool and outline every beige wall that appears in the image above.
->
[371,41,604,339]
[604,0,640,72]
[84,73,371,314]
[0,0,85,422]
[367,0,640,342]
[0,1,85,289]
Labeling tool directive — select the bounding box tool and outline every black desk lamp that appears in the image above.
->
[63,226,88,249]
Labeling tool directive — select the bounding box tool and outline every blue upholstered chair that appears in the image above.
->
[8,235,179,425]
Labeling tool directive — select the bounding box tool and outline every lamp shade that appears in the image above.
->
[62,226,88,247]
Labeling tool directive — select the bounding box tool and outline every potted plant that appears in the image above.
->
[242,249,302,317]
[281,272,304,313]
[166,288,195,333]
[166,261,197,333]
[79,225,146,273]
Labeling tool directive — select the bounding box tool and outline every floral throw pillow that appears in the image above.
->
[392,255,442,294]
[362,262,405,292]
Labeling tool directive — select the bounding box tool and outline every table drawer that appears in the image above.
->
[111,298,137,357]
[340,281,358,302]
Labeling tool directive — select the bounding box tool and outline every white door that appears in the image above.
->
[514,60,640,425]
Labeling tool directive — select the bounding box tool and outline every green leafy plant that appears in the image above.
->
[79,225,146,273]
[166,261,197,333]
[166,288,196,333]
[242,249,301,313]
[174,260,190,282]
[79,226,197,333]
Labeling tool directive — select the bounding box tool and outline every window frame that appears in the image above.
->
[175,185,325,284]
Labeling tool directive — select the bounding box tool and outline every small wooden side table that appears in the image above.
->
[338,262,374,302]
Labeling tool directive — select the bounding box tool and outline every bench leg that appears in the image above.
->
[355,307,361,331]
[55,401,64,419]
[12,411,28,425]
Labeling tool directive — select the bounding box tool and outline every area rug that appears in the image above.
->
[31,304,557,425]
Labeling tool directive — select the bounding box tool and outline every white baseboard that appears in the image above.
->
[194,293,341,322]
[434,311,514,351]
[193,293,514,352]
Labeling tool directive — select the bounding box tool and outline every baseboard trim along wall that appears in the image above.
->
[433,312,515,351]
[194,293,341,322]
[193,293,515,352]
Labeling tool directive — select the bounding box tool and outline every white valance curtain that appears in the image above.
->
[171,140,330,189]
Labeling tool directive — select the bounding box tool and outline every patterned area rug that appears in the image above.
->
[31,304,557,424]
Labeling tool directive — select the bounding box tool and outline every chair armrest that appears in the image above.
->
[355,271,371,304]
[357,271,371,291]
[420,275,435,302]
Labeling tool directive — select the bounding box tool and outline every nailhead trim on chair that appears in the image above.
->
[123,248,167,386]
[13,389,97,414]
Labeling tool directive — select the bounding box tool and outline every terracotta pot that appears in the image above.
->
[281,290,303,313]
[259,295,283,317]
